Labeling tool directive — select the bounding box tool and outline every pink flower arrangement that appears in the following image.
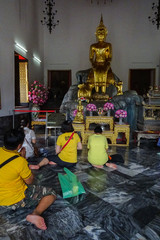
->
[86,103,97,112]
[115,109,127,118]
[28,81,49,106]
[103,102,114,111]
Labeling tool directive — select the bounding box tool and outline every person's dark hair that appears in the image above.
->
[4,129,25,150]
[20,118,29,128]
[94,125,102,134]
[61,120,74,133]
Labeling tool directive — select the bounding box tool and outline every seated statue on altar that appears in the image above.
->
[147,85,160,98]
[145,85,160,105]
[60,16,143,132]
[78,15,123,102]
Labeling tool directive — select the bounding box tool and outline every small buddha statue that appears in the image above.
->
[73,100,84,123]
[114,81,123,95]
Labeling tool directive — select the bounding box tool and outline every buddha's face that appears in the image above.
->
[96,28,107,42]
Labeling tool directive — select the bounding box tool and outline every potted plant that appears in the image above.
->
[28,81,49,120]
[86,103,97,116]
[103,102,114,116]
[115,109,127,124]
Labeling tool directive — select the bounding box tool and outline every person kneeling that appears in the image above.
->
[48,121,82,168]
[0,129,56,230]
[87,125,117,169]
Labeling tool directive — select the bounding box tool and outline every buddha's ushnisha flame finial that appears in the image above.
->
[96,14,108,35]
[100,14,103,25]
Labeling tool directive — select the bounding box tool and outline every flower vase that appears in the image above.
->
[89,111,93,116]
[119,117,123,125]
[31,104,40,120]
[107,110,111,117]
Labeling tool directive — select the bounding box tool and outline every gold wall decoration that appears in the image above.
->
[19,62,28,103]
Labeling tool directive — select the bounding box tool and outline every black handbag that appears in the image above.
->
[108,154,124,163]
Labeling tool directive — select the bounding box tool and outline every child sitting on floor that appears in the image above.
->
[19,118,49,170]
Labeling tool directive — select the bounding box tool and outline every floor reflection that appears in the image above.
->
[1,133,160,239]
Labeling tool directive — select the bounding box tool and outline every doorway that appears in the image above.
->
[129,69,155,96]
[47,70,71,109]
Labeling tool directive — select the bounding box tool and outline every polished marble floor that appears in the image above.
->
[1,132,160,240]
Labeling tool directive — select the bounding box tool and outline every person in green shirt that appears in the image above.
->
[87,125,109,168]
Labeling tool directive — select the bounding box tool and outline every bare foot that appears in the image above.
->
[48,161,57,166]
[26,214,47,230]
[106,163,117,169]
[93,165,104,168]
[38,158,49,168]
[29,165,40,170]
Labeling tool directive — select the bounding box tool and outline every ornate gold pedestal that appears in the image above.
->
[72,123,85,143]
[138,86,160,131]
[113,123,130,146]
[73,116,130,146]
[83,130,114,145]
[85,116,114,131]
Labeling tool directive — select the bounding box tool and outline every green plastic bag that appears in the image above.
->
[58,167,86,198]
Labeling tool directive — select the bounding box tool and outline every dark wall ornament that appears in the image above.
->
[41,0,59,34]
[148,0,160,29]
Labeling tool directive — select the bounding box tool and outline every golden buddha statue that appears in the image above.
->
[89,15,112,93]
[78,15,123,101]
[73,100,84,123]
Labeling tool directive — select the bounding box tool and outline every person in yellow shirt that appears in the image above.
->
[48,121,82,167]
[0,129,56,230]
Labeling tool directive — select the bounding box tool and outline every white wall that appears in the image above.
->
[0,0,44,117]
[1,0,160,117]
[44,0,160,91]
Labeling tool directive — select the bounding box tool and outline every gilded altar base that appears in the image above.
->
[92,92,109,101]
[73,116,130,146]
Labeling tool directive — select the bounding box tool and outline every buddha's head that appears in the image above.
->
[95,15,108,42]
